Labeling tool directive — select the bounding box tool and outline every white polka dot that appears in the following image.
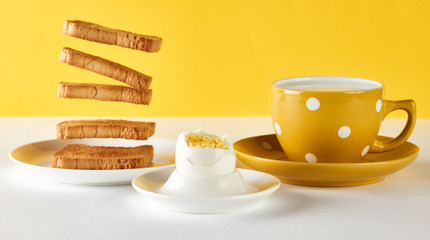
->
[306,97,320,111]
[338,126,351,139]
[361,145,370,157]
[305,153,318,163]
[260,141,272,151]
[274,122,282,135]
[376,99,382,112]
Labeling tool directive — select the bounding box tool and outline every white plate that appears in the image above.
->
[9,138,176,185]
[132,167,281,214]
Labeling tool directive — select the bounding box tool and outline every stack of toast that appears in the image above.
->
[52,20,162,170]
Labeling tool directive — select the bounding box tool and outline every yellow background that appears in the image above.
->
[0,0,429,117]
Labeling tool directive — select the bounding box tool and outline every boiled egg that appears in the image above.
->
[175,129,236,176]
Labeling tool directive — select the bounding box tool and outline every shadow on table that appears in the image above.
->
[236,185,320,218]
[404,158,430,182]
[243,189,325,217]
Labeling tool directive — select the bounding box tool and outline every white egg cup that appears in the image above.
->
[132,167,281,213]
[159,130,257,197]
[156,169,255,197]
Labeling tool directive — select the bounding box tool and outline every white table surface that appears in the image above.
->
[1,117,429,240]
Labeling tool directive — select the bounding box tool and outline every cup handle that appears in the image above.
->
[370,99,416,152]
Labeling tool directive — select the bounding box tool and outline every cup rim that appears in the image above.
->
[272,76,384,92]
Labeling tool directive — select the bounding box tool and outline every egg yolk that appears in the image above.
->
[185,134,227,149]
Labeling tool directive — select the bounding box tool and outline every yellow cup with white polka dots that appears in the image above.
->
[270,76,416,163]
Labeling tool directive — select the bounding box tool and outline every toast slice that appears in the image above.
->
[60,48,152,91]
[57,82,152,105]
[56,119,155,140]
[62,20,162,53]
[52,144,154,170]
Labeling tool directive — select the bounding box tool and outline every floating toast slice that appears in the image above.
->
[52,144,154,170]
[60,48,152,91]
[57,82,152,105]
[62,20,162,53]
[56,119,155,140]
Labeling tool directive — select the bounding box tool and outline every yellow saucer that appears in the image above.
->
[234,135,419,187]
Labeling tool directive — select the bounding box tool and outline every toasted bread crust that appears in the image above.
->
[59,48,152,91]
[57,82,152,105]
[62,20,162,53]
[56,119,155,140]
[52,144,154,169]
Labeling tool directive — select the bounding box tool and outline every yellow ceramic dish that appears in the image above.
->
[234,134,419,187]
